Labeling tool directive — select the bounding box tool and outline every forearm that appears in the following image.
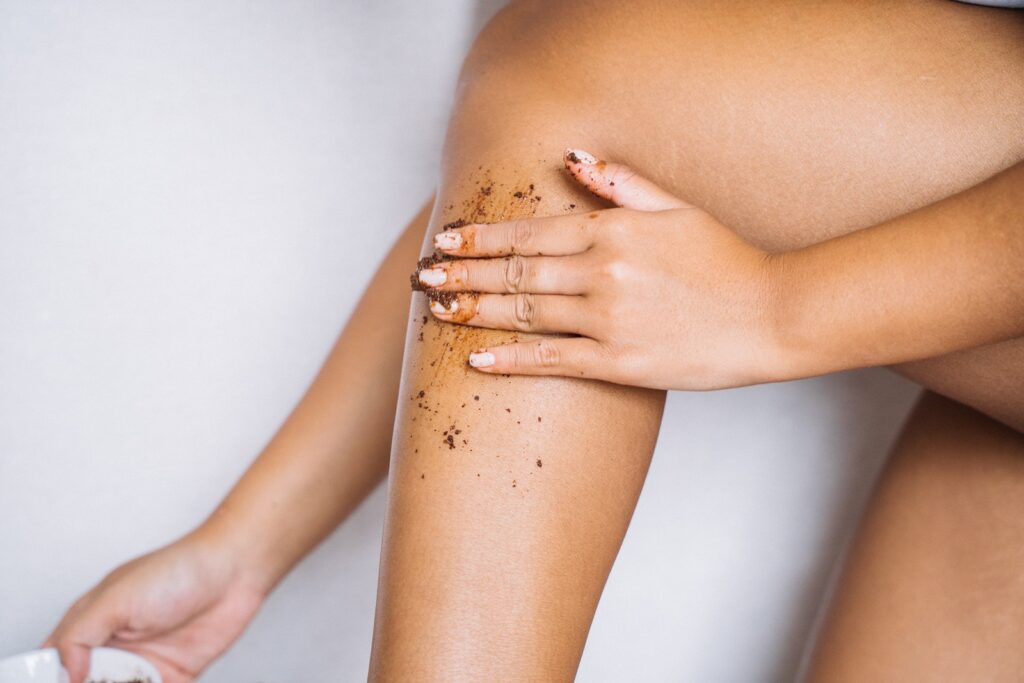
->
[194,199,431,593]
[777,161,1024,378]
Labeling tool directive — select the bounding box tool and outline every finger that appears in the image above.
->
[564,148,692,211]
[51,597,125,683]
[432,213,596,257]
[416,254,590,295]
[466,337,610,379]
[43,593,93,648]
[428,292,590,335]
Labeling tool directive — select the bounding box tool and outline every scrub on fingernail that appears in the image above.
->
[468,351,495,368]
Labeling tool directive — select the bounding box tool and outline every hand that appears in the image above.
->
[415,148,785,390]
[43,530,265,683]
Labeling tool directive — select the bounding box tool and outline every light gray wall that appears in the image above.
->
[0,2,919,680]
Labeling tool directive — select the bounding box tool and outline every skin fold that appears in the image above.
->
[44,1,1024,681]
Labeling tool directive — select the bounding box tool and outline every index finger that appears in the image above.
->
[433,212,602,257]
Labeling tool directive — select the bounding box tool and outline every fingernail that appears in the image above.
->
[565,148,598,165]
[430,298,458,316]
[418,267,447,287]
[434,231,462,250]
[468,350,495,368]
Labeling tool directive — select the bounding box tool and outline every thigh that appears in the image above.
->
[500,0,1024,245]
[490,0,1024,423]
[805,392,1024,681]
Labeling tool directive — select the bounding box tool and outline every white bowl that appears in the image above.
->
[0,648,161,683]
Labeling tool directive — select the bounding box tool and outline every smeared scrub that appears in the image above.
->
[410,251,481,320]
[409,251,457,307]
[406,167,556,493]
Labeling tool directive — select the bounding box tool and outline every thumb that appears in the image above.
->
[47,597,123,683]
[564,148,692,211]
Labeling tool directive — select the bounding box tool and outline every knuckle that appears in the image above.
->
[533,340,562,368]
[607,165,637,187]
[502,254,526,293]
[600,258,631,283]
[510,219,535,253]
[596,217,626,243]
[511,292,536,330]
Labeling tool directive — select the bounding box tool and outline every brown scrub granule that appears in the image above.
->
[426,288,458,308]
[536,459,543,468]
[474,395,480,401]
[410,252,454,291]
[445,434,456,449]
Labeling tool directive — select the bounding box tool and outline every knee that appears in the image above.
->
[453,1,590,126]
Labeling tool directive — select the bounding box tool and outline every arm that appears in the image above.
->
[777,161,1024,377]
[46,200,430,683]
[200,198,431,593]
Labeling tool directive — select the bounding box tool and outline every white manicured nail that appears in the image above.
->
[565,148,598,165]
[434,231,462,250]
[430,298,458,315]
[468,351,495,368]
[418,267,447,287]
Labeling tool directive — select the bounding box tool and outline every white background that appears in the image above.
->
[0,2,919,680]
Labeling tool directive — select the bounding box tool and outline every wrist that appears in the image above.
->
[188,504,281,597]
[759,249,827,383]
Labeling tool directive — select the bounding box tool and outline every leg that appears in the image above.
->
[369,37,666,683]
[805,392,1024,681]
[371,0,1024,678]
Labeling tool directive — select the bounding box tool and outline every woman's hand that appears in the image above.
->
[43,530,265,683]
[417,149,786,390]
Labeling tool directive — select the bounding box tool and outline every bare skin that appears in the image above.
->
[369,144,666,682]
[372,0,1024,679]
[45,1,1024,681]
[806,392,1024,682]
[44,203,431,683]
